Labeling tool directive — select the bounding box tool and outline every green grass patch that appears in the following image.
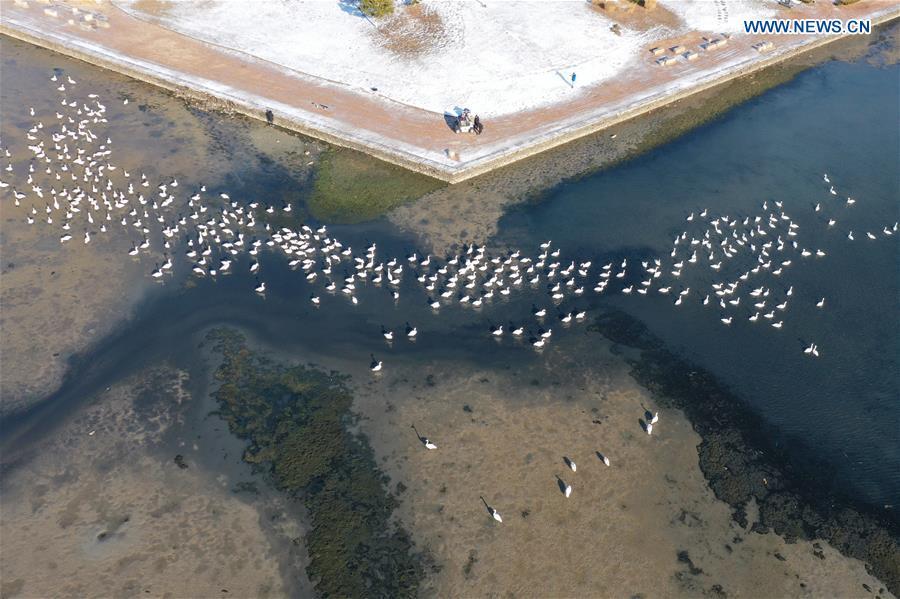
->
[308,147,445,224]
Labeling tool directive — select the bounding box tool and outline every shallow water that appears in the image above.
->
[1,25,897,538]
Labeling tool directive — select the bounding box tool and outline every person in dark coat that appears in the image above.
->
[265,109,274,125]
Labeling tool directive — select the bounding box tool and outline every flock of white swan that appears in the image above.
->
[2,72,897,516]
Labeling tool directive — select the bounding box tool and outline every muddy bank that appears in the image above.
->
[588,308,900,595]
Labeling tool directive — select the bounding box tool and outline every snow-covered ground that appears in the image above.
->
[114,0,777,117]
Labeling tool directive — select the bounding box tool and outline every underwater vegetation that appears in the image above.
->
[207,329,424,597]
[308,146,445,224]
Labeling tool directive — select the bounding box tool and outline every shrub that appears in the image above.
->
[360,0,394,17]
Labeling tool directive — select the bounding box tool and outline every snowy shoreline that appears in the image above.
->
[2,0,898,182]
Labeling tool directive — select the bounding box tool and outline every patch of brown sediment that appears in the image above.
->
[375,3,450,58]
[0,364,297,598]
[0,189,148,416]
[590,0,683,33]
[346,335,888,596]
[389,22,897,256]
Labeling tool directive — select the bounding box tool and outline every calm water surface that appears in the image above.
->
[3,39,898,512]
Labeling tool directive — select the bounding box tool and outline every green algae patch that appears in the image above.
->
[309,147,445,224]
[207,329,423,597]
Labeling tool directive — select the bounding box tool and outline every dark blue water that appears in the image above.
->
[494,58,900,505]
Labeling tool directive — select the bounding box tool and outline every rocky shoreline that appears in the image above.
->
[588,309,899,596]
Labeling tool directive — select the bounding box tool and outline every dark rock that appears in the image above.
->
[677,550,703,576]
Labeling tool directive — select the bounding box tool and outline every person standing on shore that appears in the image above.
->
[571,72,576,86]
